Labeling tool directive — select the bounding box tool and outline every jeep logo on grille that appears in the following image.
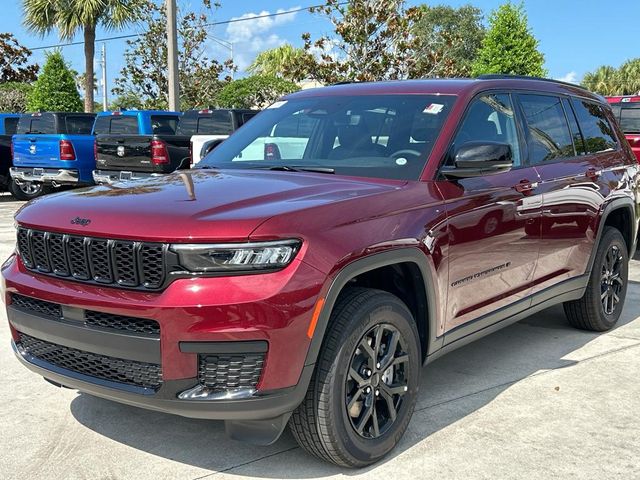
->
[117,145,125,157]
[71,217,91,226]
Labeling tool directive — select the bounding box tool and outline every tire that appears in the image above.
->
[8,179,46,201]
[289,287,421,467]
[564,226,629,331]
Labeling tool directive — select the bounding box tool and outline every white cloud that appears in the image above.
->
[221,8,301,72]
[556,71,578,84]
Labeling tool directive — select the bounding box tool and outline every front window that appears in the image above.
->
[199,94,456,181]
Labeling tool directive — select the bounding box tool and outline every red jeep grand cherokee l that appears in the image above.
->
[3,76,638,467]
[607,95,640,162]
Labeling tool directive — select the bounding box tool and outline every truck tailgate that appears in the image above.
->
[95,135,154,172]
[12,135,60,166]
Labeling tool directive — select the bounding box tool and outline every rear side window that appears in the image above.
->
[93,115,139,135]
[65,115,95,134]
[17,114,57,134]
[619,107,640,134]
[151,115,179,135]
[571,99,617,153]
[518,94,574,163]
[197,112,233,135]
[4,117,18,135]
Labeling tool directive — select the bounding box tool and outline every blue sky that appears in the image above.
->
[1,0,637,102]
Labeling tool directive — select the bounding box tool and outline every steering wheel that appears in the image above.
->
[390,149,421,159]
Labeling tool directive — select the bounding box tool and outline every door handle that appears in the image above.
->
[513,180,538,193]
[585,167,601,180]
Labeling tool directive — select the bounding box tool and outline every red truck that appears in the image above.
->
[4,76,638,467]
[606,95,640,161]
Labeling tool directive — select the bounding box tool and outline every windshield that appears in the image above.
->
[198,94,455,180]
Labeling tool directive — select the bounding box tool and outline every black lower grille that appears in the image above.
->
[11,294,160,336]
[16,227,167,290]
[18,333,162,389]
[198,354,265,391]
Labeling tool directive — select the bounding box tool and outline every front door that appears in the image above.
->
[436,92,542,337]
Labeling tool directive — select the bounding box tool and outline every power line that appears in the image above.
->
[27,2,346,52]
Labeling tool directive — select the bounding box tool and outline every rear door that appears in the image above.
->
[437,92,542,338]
[518,94,614,292]
[94,114,152,171]
[13,113,61,166]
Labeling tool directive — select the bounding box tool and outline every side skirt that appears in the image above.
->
[425,275,588,365]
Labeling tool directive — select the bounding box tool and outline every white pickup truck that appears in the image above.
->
[178,109,259,164]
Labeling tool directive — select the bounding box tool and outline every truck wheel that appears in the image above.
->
[290,287,420,467]
[564,227,628,331]
[8,180,46,201]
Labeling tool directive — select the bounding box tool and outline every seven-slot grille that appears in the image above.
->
[11,293,160,336]
[17,333,162,389]
[198,353,265,391]
[17,227,166,290]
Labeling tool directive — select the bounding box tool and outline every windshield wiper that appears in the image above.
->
[267,165,335,174]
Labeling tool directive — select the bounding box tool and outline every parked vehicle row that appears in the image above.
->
[2,107,258,199]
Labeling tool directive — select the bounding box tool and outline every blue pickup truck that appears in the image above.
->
[10,112,96,199]
[0,113,24,198]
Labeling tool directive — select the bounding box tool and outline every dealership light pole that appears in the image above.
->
[167,0,180,111]
[101,43,107,112]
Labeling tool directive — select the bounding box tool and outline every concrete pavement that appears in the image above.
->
[0,193,639,479]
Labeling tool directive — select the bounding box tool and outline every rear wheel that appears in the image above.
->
[564,226,628,331]
[290,287,421,467]
[8,179,46,201]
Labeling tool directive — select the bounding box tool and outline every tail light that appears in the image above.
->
[59,140,76,160]
[151,139,169,165]
[189,140,193,165]
[10,140,14,160]
[93,139,97,160]
[264,143,281,161]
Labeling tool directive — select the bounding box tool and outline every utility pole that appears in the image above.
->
[166,0,180,111]
[101,43,107,112]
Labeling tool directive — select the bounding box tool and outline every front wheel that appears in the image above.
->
[564,226,629,331]
[8,179,46,201]
[289,288,421,467]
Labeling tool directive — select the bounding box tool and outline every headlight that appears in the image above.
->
[171,239,301,273]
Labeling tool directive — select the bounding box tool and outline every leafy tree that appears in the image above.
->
[112,0,234,110]
[22,0,139,113]
[0,82,33,112]
[216,75,299,109]
[471,2,546,77]
[27,50,82,112]
[582,66,620,96]
[617,59,640,95]
[288,0,426,83]
[109,92,143,110]
[0,32,39,82]
[413,4,485,78]
[247,44,314,81]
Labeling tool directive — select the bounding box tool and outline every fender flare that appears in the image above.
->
[302,247,443,370]
[587,196,637,274]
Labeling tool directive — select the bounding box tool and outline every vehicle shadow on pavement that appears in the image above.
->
[69,294,640,477]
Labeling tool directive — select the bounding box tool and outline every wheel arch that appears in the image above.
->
[303,248,443,369]
[590,198,637,273]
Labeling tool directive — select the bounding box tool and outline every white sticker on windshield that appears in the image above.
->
[396,158,408,166]
[423,103,444,115]
[267,100,288,109]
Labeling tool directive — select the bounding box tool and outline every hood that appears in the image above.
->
[15,170,402,242]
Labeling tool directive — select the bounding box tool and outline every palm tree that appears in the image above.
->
[23,0,138,113]
[247,44,312,81]
[618,58,640,95]
[582,66,620,96]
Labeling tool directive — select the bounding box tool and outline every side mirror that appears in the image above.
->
[200,138,225,159]
[441,141,513,179]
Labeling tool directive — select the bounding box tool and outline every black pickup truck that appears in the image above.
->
[93,110,186,184]
[0,113,26,198]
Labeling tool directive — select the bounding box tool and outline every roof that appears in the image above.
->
[285,76,604,103]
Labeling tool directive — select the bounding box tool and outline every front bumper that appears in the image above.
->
[3,253,325,442]
[10,167,79,185]
[93,169,162,185]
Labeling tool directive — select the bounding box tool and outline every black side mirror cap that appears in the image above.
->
[441,141,513,179]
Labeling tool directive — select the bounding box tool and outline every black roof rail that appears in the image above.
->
[331,81,359,86]
[476,74,588,91]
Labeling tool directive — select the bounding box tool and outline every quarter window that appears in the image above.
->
[562,98,585,155]
[519,94,574,163]
[571,99,617,153]
[452,93,522,167]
